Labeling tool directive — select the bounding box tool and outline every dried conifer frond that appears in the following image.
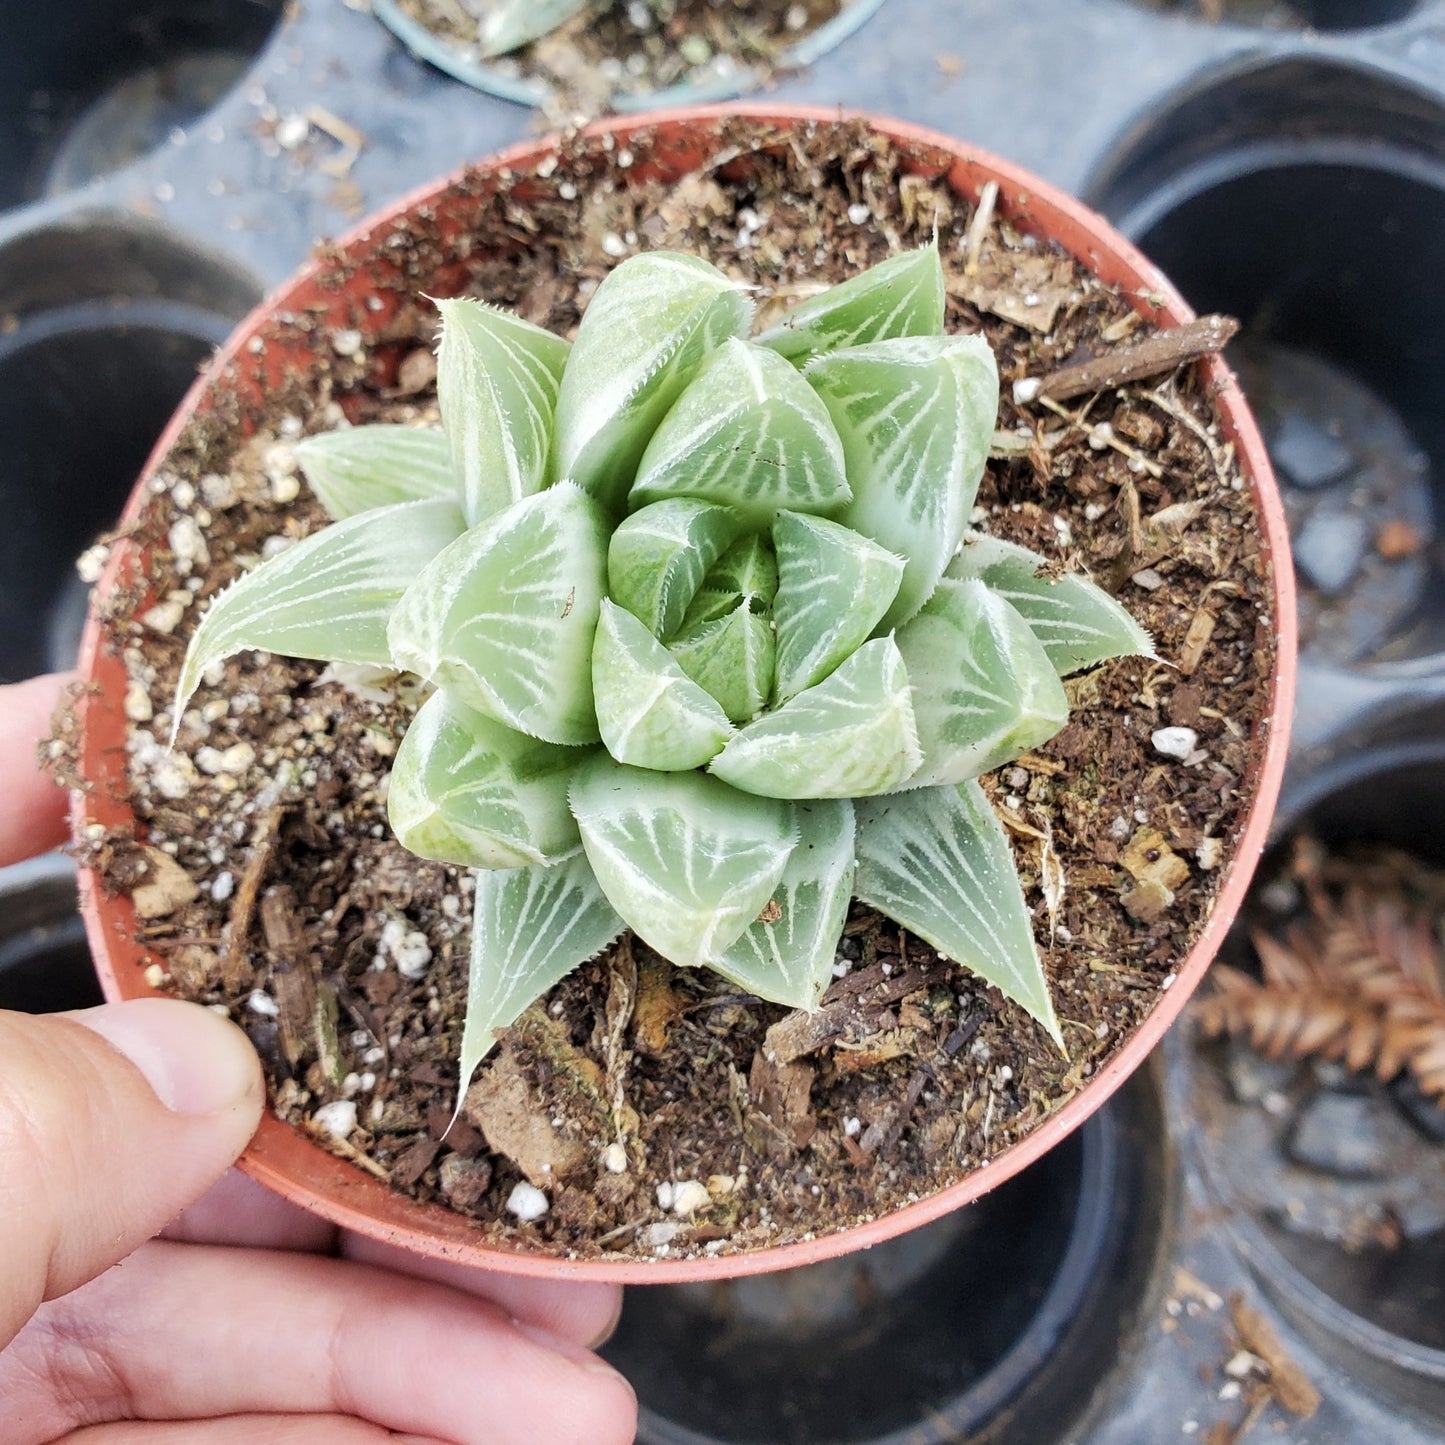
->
[1197,839,1445,1103]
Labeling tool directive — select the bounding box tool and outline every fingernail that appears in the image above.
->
[515,1319,635,1387]
[70,998,262,1116]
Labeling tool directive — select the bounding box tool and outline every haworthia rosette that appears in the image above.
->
[607,499,742,640]
[666,600,776,725]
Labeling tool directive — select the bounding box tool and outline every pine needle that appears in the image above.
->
[1197,839,1445,1102]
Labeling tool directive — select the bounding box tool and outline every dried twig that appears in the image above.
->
[1033,314,1239,400]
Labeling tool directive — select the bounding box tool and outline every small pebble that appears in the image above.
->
[670,1180,712,1217]
[313,1099,358,1140]
[506,1181,550,1222]
[247,989,280,1018]
[847,202,871,226]
[1270,412,1352,490]
[601,1142,628,1174]
[331,328,363,358]
[211,871,236,903]
[275,113,310,150]
[1151,726,1198,761]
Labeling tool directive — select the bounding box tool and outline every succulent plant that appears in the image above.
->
[173,244,1153,1098]
[474,0,627,59]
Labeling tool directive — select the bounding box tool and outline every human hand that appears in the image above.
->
[0,673,637,1444]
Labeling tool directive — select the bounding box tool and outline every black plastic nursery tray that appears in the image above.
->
[4,2,1444,1441]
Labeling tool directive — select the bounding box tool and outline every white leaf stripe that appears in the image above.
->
[174,498,465,730]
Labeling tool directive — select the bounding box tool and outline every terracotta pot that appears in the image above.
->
[73,104,1297,1283]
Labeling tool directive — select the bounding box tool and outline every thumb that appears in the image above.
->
[0,997,263,1347]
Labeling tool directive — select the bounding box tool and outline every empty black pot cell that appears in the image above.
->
[0,216,260,682]
[0,0,287,210]
[1187,715,1445,1424]
[604,1070,1167,1445]
[1089,59,1445,669]
[0,858,101,1013]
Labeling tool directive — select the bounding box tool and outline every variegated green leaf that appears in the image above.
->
[387,688,584,869]
[667,601,775,724]
[631,338,849,522]
[592,600,735,771]
[477,0,592,57]
[701,533,778,611]
[709,637,920,798]
[771,510,905,701]
[387,483,608,745]
[608,499,741,639]
[570,756,796,968]
[710,799,855,1011]
[552,251,752,513]
[678,585,740,633]
[294,426,457,520]
[459,852,625,1093]
[854,781,1063,1046]
[808,334,999,629]
[435,297,570,527]
[947,532,1156,675]
[175,497,466,728]
[894,577,1068,790]
[757,244,946,365]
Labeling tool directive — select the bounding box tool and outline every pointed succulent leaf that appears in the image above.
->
[947,532,1156,675]
[435,297,570,527]
[592,600,735,771]
[552,251,752,513]
[387,483,608,745]
[701,533,778,611]
[631,338,850,522]
[667,601,775,724]
[477,0,591,57]
[808,334,999,629]
[771,510,905,701]
[855,782,1063,1047]
[459,852,625,1093]
[894,577,1068,790]
[293,426,457,520]
[569,756,796,968]
[175,498,465,727]
[608,499,742,639]
[709,637,921,798]
[710,799,855,1011]
[387,688,583,869]
[757,244,946,365]
[678,585,741,633]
